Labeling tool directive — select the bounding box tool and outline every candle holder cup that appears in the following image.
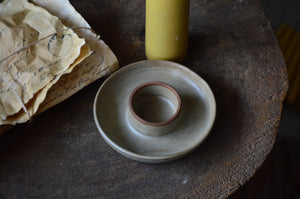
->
[128,81,182,137]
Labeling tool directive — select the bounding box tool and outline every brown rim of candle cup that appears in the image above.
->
[129,81,181,127]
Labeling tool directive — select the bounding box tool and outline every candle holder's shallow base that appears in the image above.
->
[93,60,216,163]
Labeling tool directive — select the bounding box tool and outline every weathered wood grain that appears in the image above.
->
[0,0,288,198]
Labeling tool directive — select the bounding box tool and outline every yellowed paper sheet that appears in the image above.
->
[0,0,86,121]
[32,0,119,113]
[1,44,92,125]
[0,0,118,131]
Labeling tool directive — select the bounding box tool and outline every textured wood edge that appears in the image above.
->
[183,2,288,198]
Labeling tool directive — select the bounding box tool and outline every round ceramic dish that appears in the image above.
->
[93,60,216,163]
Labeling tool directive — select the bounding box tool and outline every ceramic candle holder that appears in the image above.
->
[94,60,216,163]
[128,81,181,136]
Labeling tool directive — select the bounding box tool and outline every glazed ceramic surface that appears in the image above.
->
[129,81,181,125]
[93,60,216,163]
[128,81,182,137]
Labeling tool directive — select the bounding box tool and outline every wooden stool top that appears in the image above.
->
[0,0,288,198]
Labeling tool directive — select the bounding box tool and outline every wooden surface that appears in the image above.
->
[0,0,288,198]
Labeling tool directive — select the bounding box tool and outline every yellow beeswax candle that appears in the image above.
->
[145,0,190,63]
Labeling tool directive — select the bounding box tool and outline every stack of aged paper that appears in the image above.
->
[0,0,118,133]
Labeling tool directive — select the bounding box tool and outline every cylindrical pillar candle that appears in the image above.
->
[145,0,190,63]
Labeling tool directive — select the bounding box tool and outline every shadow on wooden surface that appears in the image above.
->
[229,104,300,199]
